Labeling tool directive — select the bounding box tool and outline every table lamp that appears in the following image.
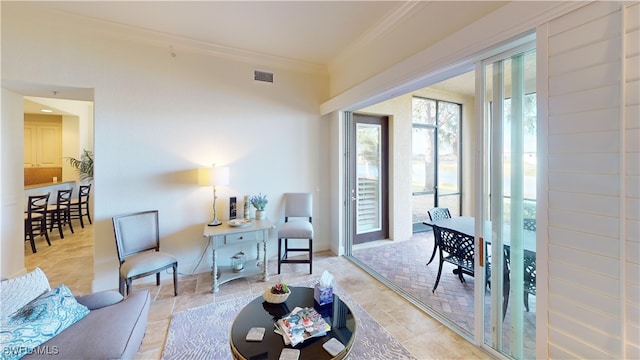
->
[199,164,230,226]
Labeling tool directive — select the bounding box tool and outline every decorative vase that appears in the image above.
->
[263,289,290,304]
[255,210,266,220]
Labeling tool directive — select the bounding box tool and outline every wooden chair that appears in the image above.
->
[24,193,51,253]
[69,184,92,228]
[47,189,74,239]
[112,210,178,296]
[277,193,313,274]
[426,207,451,266]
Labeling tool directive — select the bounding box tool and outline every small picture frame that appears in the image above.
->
[229,196,237,219]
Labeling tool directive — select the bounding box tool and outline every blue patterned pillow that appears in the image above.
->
[0,285,89,360]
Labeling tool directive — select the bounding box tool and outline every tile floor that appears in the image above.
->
[24,221,492,360]
[353,231,536,359]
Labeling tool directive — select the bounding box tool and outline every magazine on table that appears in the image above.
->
[274,306,331,346]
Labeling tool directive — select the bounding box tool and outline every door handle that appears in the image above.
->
[479,237,484,267]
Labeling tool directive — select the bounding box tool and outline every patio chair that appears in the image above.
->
[426,207,451,266]
[431,224,474,293]
[504,246,537,312]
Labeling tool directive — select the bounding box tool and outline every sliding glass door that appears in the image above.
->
[478,45,537,359]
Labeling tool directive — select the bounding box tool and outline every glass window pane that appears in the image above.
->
[437,101,460,195]
[356,123,382,233]
[412,127,434,193]
[412,97,436,125]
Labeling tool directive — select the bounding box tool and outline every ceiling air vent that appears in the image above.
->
[254,70,274,83]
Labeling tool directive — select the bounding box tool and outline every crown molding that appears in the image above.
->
[329,1,427,72]
[35,4,328,76]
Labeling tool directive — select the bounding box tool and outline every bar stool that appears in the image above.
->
[69,184,92,228]
[24,193,51,253]
[277,193,313,274]
[47,189,74,239]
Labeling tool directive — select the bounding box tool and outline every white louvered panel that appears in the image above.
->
[549,172,619,196]
[548,328,615,359]
[548,344,577,360]
[549,62,620,97]
[548,39,620,78]
[550,293,621,334]
[548,10,621,56]
[627,261,640,284]
[549,244,619,278]
[550,260,619,295]
[626,56,639,80]
[627,198,640,219]
[626,80,639,107]
[549,277,620,317]
[627,219,640,243]
[627,176,640,197]
[548,1,620,38]
[548,190,619,216]
[549,311,621,355]
[548,130,619,154]
[627,127,640,151]
[623,5,638,357]
[627,152,640,175]
[626,280,640,304]
[549,207,620,240]
[549,153,619,174]
[627,241,640,264]
[549,84,620,115]
[629,104,640,124]
[548,108,619,134]
[549,227,619,258]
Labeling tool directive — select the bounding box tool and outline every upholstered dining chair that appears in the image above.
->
[277,193,313,274]
[47,189,74,239]
[112,210,178,297]
[24,193,51,253]
[69,184,92,228]
[426,207,451,266]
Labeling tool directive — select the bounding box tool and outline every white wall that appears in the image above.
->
[1,89,26,278]
[1,3,330,290]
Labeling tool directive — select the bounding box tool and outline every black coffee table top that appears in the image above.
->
[230,287,356,360]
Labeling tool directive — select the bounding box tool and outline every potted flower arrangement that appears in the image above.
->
[250,193,268,220]
[263,282,290,304]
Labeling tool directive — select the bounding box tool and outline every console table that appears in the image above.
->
[203,219,274,293]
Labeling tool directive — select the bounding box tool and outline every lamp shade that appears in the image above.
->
[198,166,230,186]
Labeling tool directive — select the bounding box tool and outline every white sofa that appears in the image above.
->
[1,268,150,360]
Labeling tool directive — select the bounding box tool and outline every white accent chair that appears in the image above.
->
[112,210,178,296]
[277,193,313,274]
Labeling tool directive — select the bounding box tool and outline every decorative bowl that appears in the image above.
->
[262,288,290,304]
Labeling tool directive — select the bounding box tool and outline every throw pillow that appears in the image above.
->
[0,268,51,322]
[0,284,89,360]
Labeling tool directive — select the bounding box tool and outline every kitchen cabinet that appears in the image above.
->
[24,117,62,167]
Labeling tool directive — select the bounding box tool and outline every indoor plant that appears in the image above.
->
[250,193,268,220]
[65,149,94,183]
[263,282,290,304]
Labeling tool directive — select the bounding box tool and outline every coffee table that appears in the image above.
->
[230,287,356,360]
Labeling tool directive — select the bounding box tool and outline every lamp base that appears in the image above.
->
[207,219,223,226]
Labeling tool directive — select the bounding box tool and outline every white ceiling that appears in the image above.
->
[20,1,501,112]
[35,1,411,65]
